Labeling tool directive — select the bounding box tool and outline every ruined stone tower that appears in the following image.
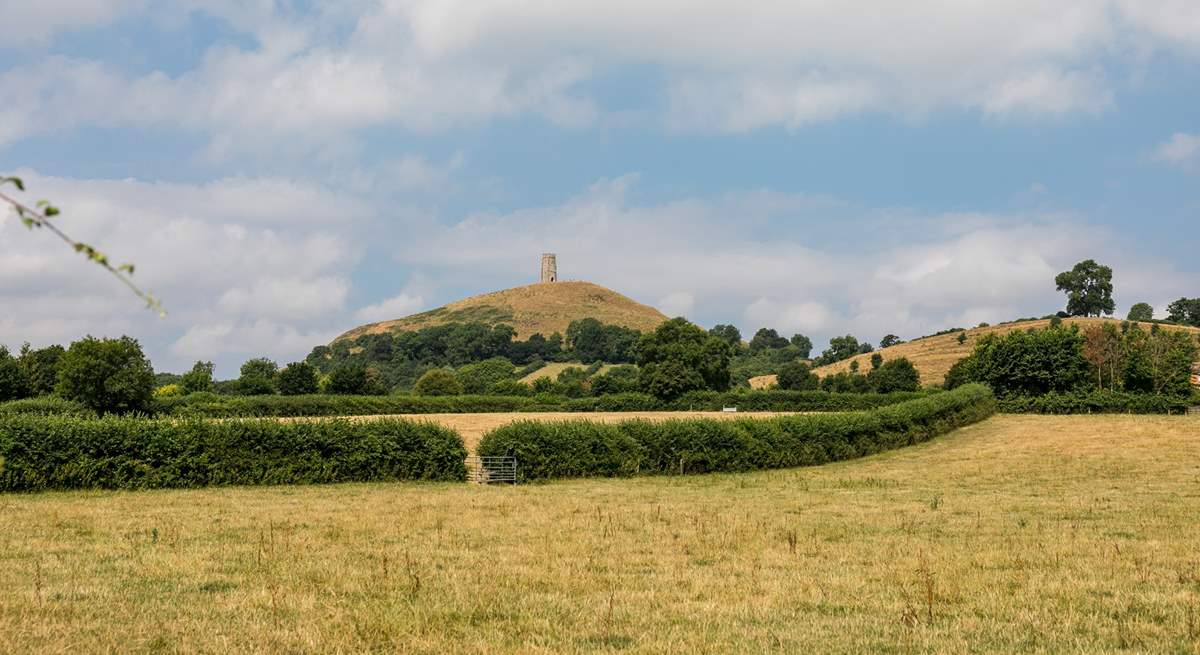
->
[540,253,557,283]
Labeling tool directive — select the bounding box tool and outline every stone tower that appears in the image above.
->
[540,253,557,283]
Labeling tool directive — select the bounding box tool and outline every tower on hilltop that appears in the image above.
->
[540,253,557,283]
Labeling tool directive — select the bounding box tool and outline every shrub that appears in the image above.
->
[154,384,183,398]
[456,358,516,394]
[56,336,155,415]
[180,361,214,394]
[414,369,464,396]
[0,415,467,491]
[478,384,995,481]
[238,358,278,395]
[868,357,920,393]
[776,361,819,391]
[328,365,369,395]
[0,397,93,418]
[997,390,1192,414]
[278,361,320,395]
[0,346,26,402]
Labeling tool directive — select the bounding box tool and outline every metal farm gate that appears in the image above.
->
[465,456,517,484]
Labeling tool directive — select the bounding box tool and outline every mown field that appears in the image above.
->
[2,414,1199,653]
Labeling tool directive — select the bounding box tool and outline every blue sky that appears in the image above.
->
[2,1,1199,376]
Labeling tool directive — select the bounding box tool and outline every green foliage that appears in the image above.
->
[0,346,26,402]
[455,357,515,394]
[708,324,743,349]
[637,318,733,399]
[870,353,883,370]
[997,390,1192,414]
[1055,259,1115,317]
[1127,302,1154,322]
[867,357,921,393]
[590,365,640,395]
[278,361,319,396]
[880,334,901,349]
[820,371,871,393]
[776,361,819,391]
[814,335,864,366]
[180,361,214,394]
[0,415,466,491]
[749,328,790,353]
[956,332,967,345]
[17,344,64,397]
[478,385,995,481]
[238,358,278,395]
[790,334,813,359]
[487,380,533,397]
[0,397,93,418]
[55,336,155,414]
[948,326,1089,396]
[414,369,464,396]
[565,318,640,364]
[1166,298,1200,327]
[328,364,369,395]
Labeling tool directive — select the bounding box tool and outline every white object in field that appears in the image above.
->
[722,407,738,413]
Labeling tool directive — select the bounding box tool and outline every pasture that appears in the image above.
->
[2,414,1199,653]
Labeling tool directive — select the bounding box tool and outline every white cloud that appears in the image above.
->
[4,2,1200,148]
[657,292,695,318]
[1153,132,1200,166]
[353,293,427,323]
[0,0,145,46]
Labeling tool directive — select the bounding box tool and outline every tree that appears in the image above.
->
[790,334,813,359]
[1166,298,1200,327]
[180,361,214,394]
[868,357,920,393]
[56,336,155,414]
[776,361,819,390]
[590,365,640,395]
[637,318,732,399]
[709,324,743,349]
[17,343,64,397]
[414,369,463,396]
[1126,303,1154,322]
[0,346,27,401]
[328,365,368,395]
[278,361,319,395]
[879,334,902,349]
[456,358,515,394]
[946,327,1089,396]
[1055,259,1115,317]
[870,353,883,370]
[815,335,861,366]
[238,358,278,395]
[749,328,790,353]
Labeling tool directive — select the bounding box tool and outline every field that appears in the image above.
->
[750,317,1200,389]
[3,414,1199,653]
[336,280,668,342]
[519,362,618,385]
[347,410,797,452]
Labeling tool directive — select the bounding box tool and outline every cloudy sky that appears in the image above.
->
[2,1,1199,376]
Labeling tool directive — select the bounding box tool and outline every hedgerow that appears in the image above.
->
[0,397,94,418]
[0,415,467,492]
[997,390,1193,415]
[477,384,995,481]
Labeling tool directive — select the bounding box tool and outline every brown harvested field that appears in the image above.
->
[343,411,799,452]
[335,280,668,342]
[518,362,618,384]
[751,317,1200,389]
[3,414,1200,653]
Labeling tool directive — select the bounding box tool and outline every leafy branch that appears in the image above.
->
[1,176,165,317]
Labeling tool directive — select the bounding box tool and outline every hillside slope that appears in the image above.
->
[751,317,1200,389]
[335,281,668,343]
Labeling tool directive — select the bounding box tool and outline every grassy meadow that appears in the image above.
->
[3,414,1199,653]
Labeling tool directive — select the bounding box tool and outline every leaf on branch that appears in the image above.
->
[118,263,135,275]
[1,177,25,191]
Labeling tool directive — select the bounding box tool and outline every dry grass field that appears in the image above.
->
[750,317,1200,389]
[336,281,668,342]
[3,414,1200,653]
[518,362,618,385]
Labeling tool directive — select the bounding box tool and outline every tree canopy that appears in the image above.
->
[1055,259,1115,317]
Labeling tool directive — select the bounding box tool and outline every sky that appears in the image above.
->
[1,1,1199,376]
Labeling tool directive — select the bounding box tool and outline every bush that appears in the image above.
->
[478,384,995,481]
[414,369,464,396]
[0,415,467,491]
[328,365,369,395]
[0,397,94,418]
[278,361,320,395]
[0,346,26,401]
[238,358,278,395]
[56,336,155,414]
[868,357,920,393]
[776,361,819,390]
[456,358,515,394]
[997,390,1192,414]
[180,361,214,394]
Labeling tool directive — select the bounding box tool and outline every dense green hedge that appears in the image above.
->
[997,391,1194,415]
[0,397,94,418]
[477,384,995,481]
[130,389,934,418]
[0,415,467,492]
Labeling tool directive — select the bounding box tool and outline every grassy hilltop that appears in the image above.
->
[335,281,668,343]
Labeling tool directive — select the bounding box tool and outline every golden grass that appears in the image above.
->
[751,317,1200,389]
[4,415,1200,653]
[337,281,668,342]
